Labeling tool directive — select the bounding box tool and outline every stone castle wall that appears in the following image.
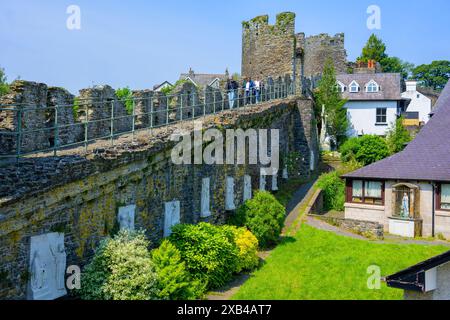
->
[241,12,296,80]
[0,97,318,299]
[241,13,347,92]
[303,33,347,77]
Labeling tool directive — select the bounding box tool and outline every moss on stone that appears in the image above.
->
[242,15,269,29]
[276,12,295,30]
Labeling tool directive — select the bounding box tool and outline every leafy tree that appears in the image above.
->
[357,34,387,64]
[386,117,412,155]
[0,67,10,96]
[412,60,450,91]
[339,135,390,166]
[381,57,414,80]
[358,35,414,79]
[314,58,348,148]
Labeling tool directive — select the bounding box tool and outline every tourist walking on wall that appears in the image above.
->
[226,78,238,109]
[254,79,261,103]
[245,78,255,105]
[267,76,274,100]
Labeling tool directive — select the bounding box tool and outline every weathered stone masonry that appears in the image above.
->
[0,97,318,299]
[241,12,347,93]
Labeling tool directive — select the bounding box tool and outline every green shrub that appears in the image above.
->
[340,135,389,166]
[234,227,259,272]
[317,171,345,211]
[169,223,239,289]
[339,137,361,163]
[116,87,134,115]
[386,117,412,155]
[233,191,285,248]
[79,230,159,300]
[72,97,80,120]
[151,240,204,300]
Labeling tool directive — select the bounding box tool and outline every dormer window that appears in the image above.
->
[366,80,379,93]
[336,81,346,93]
[349,81,360,93]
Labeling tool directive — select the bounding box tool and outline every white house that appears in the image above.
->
[336,73,408,137]
[401,80,432,124]
[153,81,173,92]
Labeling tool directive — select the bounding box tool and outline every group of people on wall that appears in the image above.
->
[226,77,278,109]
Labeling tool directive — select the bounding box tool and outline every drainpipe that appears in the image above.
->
[432,182,436,238]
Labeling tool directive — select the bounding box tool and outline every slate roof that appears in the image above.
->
[343,80,450,182]
[179,72,226,87]
[336,73,403,101]
[386,250,450,292]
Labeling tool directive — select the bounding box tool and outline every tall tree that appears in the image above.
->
[412,60,450,91]
[358,35,414,80]
[0,67,9,96]
[314,58,348,148]
[381,57,414,80]
[357,34,387,64]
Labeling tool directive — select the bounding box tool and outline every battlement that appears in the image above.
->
[305,33,345,46]
[242,12,295,34]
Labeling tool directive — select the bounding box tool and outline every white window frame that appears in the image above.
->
[336,81,346,93]
[365,80,379,93]
[441,184,450,210]
[349,81,360,93]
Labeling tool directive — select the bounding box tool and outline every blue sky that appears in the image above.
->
[1,0,449,94]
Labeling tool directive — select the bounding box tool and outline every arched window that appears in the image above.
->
[366,80,379,93]
[349,81,360,93]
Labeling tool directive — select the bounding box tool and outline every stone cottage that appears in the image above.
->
[342,80,450,239]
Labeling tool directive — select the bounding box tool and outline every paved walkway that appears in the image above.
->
[306,216,450,247]
[282,179,317,235]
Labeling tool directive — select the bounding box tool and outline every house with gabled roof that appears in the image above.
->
[342,80,450,239]
[179,68,228,89]
[336,73,409,137]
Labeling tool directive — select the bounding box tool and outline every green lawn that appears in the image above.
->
[233,224,448,300]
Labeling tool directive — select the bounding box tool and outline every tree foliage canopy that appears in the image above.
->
[412,60,450,91]
[358,34,414,80]
[358,34,388,64]
[314,58,348,148]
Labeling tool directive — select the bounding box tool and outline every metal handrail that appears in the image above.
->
[0,83,295,162]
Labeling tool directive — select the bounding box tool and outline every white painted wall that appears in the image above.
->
[345,100,398,137]
[402,82,432,123]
